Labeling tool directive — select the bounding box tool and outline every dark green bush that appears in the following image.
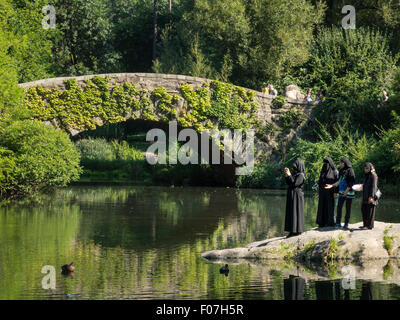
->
[75,138,116,161]
[236,162,285,189]
[297,27,398,134]
[0,120,81,196]
[369,112,400,184]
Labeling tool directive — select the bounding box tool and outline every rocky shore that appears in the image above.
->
[201,221,400,263]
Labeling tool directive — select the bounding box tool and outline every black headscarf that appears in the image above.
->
[292,160,306,178]
[363,162,376,183]
[319,157,337,183]
[339,157,355,186]
[363,162,378,201]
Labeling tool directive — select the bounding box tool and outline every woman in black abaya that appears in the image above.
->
[360,163,378,230]
[316,157,339,228]
[284,160,306,238]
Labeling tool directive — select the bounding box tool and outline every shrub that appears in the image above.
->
[297,27,398,134]
[326,238,338,262]
[279,108,308,133]
[0,120,81,196]
[272,96,287,109]
[285,123,373,187]
[383,226,397,255]
[0,148,16,197]
[236,162,285,189]
[111,140,144,161]
[369,112,400,181]
[75,138,116,161]
[298,27,397,102]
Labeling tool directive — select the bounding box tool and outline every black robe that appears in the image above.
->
[285,160,305,233]
[362,163,378,205]
[361,163,378,229]
[316,157,338,227]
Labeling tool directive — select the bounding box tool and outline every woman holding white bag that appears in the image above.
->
[352,163,380,230]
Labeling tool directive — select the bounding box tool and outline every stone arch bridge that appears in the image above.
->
[19,73,318,160]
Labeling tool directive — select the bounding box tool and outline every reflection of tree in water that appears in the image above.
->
[236,189,320,240]
[68,186,241,248]
[2,186,400,299]
[0,203,81,299]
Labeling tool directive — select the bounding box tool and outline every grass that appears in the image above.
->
[302,240,316,260]
[383,226,397,255]
[383,261,394,280]
[326,238,339,262]
[280,242,292,251]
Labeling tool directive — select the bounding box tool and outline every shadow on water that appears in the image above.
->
[1,185,400,300]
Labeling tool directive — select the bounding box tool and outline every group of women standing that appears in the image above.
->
[284,158,379,238]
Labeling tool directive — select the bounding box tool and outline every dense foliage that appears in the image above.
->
[2,0,400,194]
[24,77,259,132]
[295,27,400,134]
[0,120,81,197]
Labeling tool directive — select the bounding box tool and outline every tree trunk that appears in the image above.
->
[153,0,158,61]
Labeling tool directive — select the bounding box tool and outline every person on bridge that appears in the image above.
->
[316,90,324,102]
[304,89,313,102]
[268,84,278,96]
[315,157,339,228]
[261,83,269,95]
[284,160,306,238]
[377,91,389,108]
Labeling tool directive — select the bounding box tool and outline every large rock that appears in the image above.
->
[285,85,304,101]
[201,221,400,263]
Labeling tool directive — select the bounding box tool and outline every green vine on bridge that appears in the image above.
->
[23,76,260,134]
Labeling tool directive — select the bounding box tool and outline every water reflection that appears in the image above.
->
[284,275,305,300]
[0,185,399,300]
[360,281,374,300]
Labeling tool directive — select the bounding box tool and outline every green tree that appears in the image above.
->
[243,0,325,88]
[299,27,399,133]
[0,0,54,82]
[324,0,400,31]
[0,0,50,118]
[156,0,325,89]
[51,0,122,75]
[286,123,373,187]
[155,0,250,81]
[298,27,397,99]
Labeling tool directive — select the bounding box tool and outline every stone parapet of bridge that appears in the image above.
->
[18,73,317,124]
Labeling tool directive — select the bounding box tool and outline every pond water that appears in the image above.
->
[1,185,400,300]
